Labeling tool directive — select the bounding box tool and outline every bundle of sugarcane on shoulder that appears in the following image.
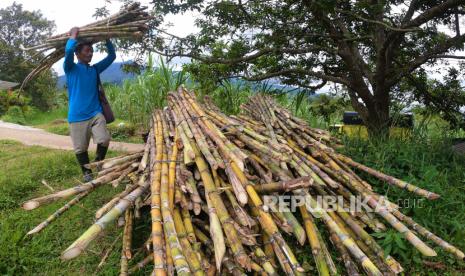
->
[20,2,150,90]
[22,87,463,275]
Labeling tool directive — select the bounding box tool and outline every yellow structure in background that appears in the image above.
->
[330,124,412,139]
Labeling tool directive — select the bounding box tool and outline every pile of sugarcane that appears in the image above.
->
[22,88,463,275]
[20,2,150,89]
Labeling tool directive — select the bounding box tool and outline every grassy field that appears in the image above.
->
[0,140,151,275]
[339,137,465,274]
[1,133,465,275]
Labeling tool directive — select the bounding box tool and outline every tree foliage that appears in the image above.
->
[146,0,465,135]
[309,94,348,125]
[0,2,57,110]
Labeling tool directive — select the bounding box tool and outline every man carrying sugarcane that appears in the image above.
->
[64,27,116,182]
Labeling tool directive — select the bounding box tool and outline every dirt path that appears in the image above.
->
[0,120,144,152]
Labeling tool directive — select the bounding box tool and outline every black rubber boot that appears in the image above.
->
[94,144,108,171]
[95,144,108,162]
[76,151,93,182]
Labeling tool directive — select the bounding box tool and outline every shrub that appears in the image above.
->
[2,105,26,125]
[0,90,29,116]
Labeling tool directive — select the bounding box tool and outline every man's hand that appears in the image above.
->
[69,27,79,39]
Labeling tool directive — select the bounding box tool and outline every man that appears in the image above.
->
[64,27,116,182]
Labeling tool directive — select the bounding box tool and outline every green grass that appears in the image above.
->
[24,107,68,126]
[337,136,465,274]
[0,140,151,275]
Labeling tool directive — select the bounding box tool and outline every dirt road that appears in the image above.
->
[0,120,144,152]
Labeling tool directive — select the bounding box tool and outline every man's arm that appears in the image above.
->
[94,40,116,73]
[64,27,79,73]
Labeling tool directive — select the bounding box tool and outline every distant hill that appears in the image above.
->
[57,61,135,88]
[57,61,326,95]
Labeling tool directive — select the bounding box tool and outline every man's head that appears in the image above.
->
[75,42,93,64]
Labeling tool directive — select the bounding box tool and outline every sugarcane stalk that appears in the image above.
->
[150,112,167,275]
[344,181,437,256]
[60,171,149,260]
[111,162,139,187]
[204,186,226,271]
[168,132,179,209]
[97,159,134,178]
[158,111,190,276]
[229,161,304,275]
[253,176,314,193]
[281,209,306,246]
[336,153,440,200]
[138,131,152,171]
[181,207,197,244]
[102,152,144,170]
[123,208,133,260]
[27,189,92,235]
[181,91,246,168]
[170,98,219,170]
[23,169,124,210]
[85,151,140,170]
[21,3,149,89]
[220,179,256,228]
[252,246,278,276]
[262,232,277,268]
[190,142,251,269]
[304,193,382,276]
[391,208,465,260]
[179,158,202,214]
[299,205,330,276]
[95,184,138,219]
[328,225,360,276]
[120,244,129,276]
[173,208,205,275]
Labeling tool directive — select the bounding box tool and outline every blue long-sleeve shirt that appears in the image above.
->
[64,38,116,123]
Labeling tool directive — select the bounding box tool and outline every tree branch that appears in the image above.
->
[402,0,420,24]
[454,9,461,36]
[234,68,350,86]
[389,33,465,87]
[434,54,465,59]
[294,79,328,90]
[154,45,336,65]
[402,0,465,29]
[337,9,421,32]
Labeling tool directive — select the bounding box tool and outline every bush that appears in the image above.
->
[2,105,26,125]
[107,120,137,141]
[0,90,29,117]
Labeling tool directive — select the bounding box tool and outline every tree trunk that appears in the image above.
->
[348,87,391,139]
[365,102,390,139]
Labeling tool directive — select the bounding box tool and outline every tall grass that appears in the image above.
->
[338,135,465,271]
[207,80,253,115]
[105,56,187,128]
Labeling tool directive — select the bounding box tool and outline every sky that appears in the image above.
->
[0,0,197,74]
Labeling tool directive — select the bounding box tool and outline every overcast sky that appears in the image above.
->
[0,0,197,74]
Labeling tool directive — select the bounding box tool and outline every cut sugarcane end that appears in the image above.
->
[61,247,83,260]
[22,201,40,210]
